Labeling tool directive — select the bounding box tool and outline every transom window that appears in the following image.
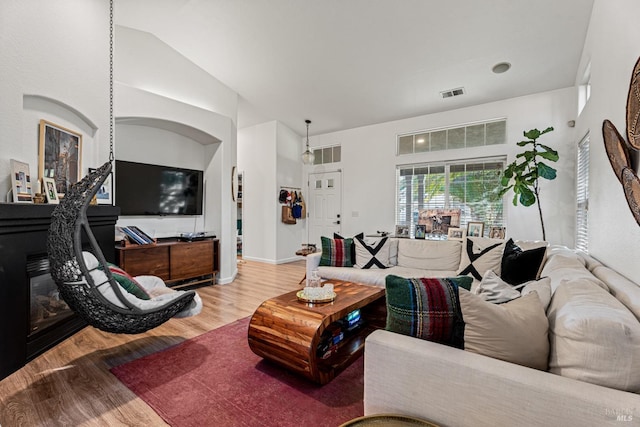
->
[397,119,506,155]
[396,158,506,237]
[312,145,341,165]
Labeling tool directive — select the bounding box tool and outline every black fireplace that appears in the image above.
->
[0,203,119,381]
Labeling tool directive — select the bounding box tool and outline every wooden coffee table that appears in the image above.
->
[248,281,386,384]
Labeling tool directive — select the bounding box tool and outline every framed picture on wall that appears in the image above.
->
[42,177,59,204]
[10,159,33,203]
[88,168,113,205]
[38,119,82,198]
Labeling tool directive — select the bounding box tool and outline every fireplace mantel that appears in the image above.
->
[0,203,119,381]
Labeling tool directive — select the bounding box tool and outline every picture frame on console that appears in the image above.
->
[42,177,59,204]
[88,168,113,205]
[447,227,464,241]
[489,226,506,239]
[38,119,82,198]
[467,221,485,237]
[395,224,410,238]
[415,224,426,239]
[9,159,33,203]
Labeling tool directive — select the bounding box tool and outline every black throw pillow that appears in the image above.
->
[334,232,364,263]
[500,238,546,286]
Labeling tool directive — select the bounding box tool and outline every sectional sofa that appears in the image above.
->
[306,237,640,426]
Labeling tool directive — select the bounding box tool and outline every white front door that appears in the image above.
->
[307,171,342,247]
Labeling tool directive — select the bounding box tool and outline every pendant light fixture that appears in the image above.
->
[301,119,315,165]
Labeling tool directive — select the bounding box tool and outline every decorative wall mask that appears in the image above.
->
[602,56,640,225]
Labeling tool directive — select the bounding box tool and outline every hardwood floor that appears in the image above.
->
[0,259,306,427]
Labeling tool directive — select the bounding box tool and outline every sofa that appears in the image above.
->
[307,237,640,426]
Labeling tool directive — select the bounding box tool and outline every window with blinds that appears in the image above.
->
[397,119,506,155]
[396,158,506,236]
[575,133,590,252]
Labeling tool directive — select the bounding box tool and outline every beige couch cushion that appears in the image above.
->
[396,239,461,270]
[547,278,640,392]
[541,253,608,292]
[459,289,549,370]
[591,265,640,321]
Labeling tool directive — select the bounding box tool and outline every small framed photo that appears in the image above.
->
[395,224,410,238]
[467,221,485,237]
[39,119,82,198]
[447,227,464,241]
[10,159,33,203]
[42,177,60,204]
[489,226,506,239]
[89,168,113,205]
[415,224,426,239]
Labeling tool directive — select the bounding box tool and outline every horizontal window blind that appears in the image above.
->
[575,134,589,252]
[396,157,506,237]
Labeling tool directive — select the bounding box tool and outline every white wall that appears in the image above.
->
[0,4,240,284]
[573,0,640,281]
[1,0,109,195]
[114,26,239,284]
[305,88,578,246]
[238,122,278,262]
[276,121,305,262]
[238,120,304,264]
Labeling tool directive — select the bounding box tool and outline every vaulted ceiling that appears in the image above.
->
[115,0,595,136]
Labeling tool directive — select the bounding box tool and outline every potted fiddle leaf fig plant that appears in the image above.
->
[499,126,558,240]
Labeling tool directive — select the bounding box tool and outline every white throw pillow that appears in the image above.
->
[475,270,521,303]
[457,237,506,281]
[354,237,391,269]
[460,288,549,370]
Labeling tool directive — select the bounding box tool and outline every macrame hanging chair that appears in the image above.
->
[46,0,198,334]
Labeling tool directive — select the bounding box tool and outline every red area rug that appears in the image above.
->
[111,317,364,427]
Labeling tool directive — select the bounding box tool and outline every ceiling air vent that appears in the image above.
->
[440,87,465,98]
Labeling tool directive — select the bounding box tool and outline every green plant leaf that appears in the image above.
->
[524,129,541,140]
[537,145,559,161]
[518,187,536,206]
[540,126,554,135]
[517,140,533,147]
[538,162,557,180]
[498,186,512,197]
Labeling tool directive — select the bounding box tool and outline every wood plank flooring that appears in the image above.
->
[0,259,306,427]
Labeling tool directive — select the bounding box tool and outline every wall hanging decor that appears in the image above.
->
[602,56,640,225]
[38,119,82,197]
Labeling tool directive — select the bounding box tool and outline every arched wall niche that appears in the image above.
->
[115,117,221,146]
[23,94,98,137]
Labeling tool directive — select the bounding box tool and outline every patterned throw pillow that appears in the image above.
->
[457,237,507,280]
[500,238,547,285]
[385,274,472,348]
[354,237,390,269]
[319,236,354,267]
[334,232,363,262]
[104,263,151,300]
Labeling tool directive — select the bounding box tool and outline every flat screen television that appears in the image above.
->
[115,160,204,216]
